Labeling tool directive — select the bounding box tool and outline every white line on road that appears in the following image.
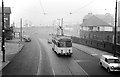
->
[91,54,98,56]
[73,60,89,76]
[50,63,55,77]
[42,39,55,76]
[37,39,42,75]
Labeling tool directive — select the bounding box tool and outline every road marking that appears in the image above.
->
[51,64,55,77]
[37,39,42,75]
[75,60,90,62]
[43,39,55,76]
[73,60,89,76]
[91,54,98,56]
[37,38,55,76]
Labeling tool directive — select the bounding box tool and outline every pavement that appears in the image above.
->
[0,38,24,72]
[73,43,120,58]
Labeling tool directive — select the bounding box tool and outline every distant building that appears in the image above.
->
[118,1,120,18]
[79,13,120,43]
[80,14,113,31]
[118,1,120,31]
[0,7,12,39]
[83,13,114,26]
[0,7,11,27]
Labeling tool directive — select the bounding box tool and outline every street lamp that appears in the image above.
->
[113,0,118,57]
[2,0,5,62]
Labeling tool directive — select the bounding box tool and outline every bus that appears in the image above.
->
[52,35,72,56]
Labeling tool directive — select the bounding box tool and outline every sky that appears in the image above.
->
[0,0,119,27]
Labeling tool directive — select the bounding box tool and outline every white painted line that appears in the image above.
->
[47,51,55,76]
[91,54,98,56]
[43,39,55,76]
[37,39,42,75]
[73,60,89,76]
[75,60,90,62]
[51,64,55,77]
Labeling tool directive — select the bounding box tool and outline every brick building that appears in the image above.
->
[0,7,11,27]
[0,7,13,40]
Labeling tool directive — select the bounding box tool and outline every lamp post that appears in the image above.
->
[113,0,118,57]
[2,0,5,62]
[61,18,64,36]
[20,18,22,42]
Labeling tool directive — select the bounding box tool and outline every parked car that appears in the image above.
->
[99,55,120,72]
[0,37,2,41]
[47,38,52,44]
[23,35,31,42]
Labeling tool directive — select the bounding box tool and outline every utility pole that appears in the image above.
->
[114,0,118,57]
[20,18,22,42]
[2,0,5,62]
[57,19,60,35]
[61,18,64,36]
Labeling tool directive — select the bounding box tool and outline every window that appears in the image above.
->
[105,58,108,62]
[106,36,110,42]
[58,41,72,47]
[66,41,72,47]
[89,26,93,31]
[108,59,120,63]
[58,42,65,47]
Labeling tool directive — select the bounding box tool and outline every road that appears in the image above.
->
[2,27,120,76]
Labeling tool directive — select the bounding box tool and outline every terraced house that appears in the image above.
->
[0,7,13,40]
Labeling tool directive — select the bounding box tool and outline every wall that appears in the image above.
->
[79,31,120,43]
[72,37,120,56]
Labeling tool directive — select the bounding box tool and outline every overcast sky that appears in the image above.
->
[0,0,119,27]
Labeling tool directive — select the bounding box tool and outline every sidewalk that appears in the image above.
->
[0,38,24,72]
[73,43,118,58]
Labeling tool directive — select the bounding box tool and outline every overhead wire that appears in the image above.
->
[63,0,97,19]
[72,0,97,14]
[39,0,46,15]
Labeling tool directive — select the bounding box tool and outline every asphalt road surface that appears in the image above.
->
[2,27,120,77]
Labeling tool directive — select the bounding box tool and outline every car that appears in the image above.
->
[47,38,52,44]
[23,35,31,42]
[99,55,120,72]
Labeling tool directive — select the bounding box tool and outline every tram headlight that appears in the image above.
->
[111,66,114,69]
[69,49,70,52]
[61,50,64,53]
[69,49,72,53]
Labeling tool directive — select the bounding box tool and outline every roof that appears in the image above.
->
[0,7,11,14]
[53,35,71,41]
[81,15,112,27]
[95,13,114,26]
[83,13,93,20]
[102,55,119,59]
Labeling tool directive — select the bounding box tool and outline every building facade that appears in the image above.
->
[0,7,13,39]
[0,7,11,27]
[79,13,120,44]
